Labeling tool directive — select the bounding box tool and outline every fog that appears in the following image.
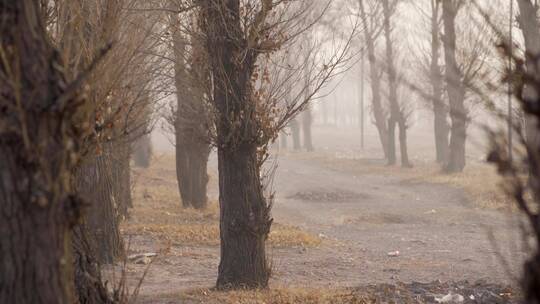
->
[2,0,537,303]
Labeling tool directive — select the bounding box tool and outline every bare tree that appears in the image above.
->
[382,0,411,167]
[197,0,354,289]
[358,0,389,159]
[170,8,212,209]
[411,0,450,164]
[442,0,468,173]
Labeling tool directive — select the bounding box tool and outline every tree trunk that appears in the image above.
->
[174,131,210,209]
[72,224,114,304]
[0,185,78,304]
[172,14,210,209]
[216,145,271,289]
[133,134,152,168]
[398,118,412,167]
[291,118,302,151]
[0,1,83,303]
[201,0,272,289]
[387,119,397,165]
[302,108,314,152]
[442,0,467,173]
[430,0,450,164]
[359,0,389,159]
[383,0,410,167]
[175,137,192,208]
[76,153,124,264]
[434,104,450,163]
[189,143,210,209]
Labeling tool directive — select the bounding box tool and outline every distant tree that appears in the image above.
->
[170,8,212,210]
[382,0,411,167]
[441,0,468,173]
[133,133,153,168]
[291,118,302,151]
[358,0,389,159]
[302,107,315,152]
[411,0,449,164]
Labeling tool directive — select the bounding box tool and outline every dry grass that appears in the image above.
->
[180,288,370,304]
[123,154,321,248]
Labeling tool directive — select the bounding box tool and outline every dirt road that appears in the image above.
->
[134,127,525,302]
[267,154,524,287]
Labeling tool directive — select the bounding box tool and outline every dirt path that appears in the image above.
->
[268,154,524,287]
[132,149,525,302]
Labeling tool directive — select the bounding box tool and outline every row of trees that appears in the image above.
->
[0,0,354,301]
[167,0,354,288]
[354,0,494,172]
[5,0,540,302]
[0,0,161,302]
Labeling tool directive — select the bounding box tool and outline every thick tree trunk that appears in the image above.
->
[175,138,192,208]
[0,2,84,303]
[302,108,314,152]
[174,117,210,210]
[72,224,114,304]
[201,0,272,289]
[430,0,450,164]
[172,15,210,209]
[0,185,77,304]
[76,153,124,264]
[442,0,467,173]
[359,0,389,159]
[216,145,271,289]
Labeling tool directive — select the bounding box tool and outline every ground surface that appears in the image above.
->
[124,125,524,303]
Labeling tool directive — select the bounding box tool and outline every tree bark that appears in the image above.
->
[0,1,83,303]
[359,0,389,159]
[442,0,467,173]
[216,146,271,289]
[430,0,450,164]
[72,224,114,304]
[76,152,124,264]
